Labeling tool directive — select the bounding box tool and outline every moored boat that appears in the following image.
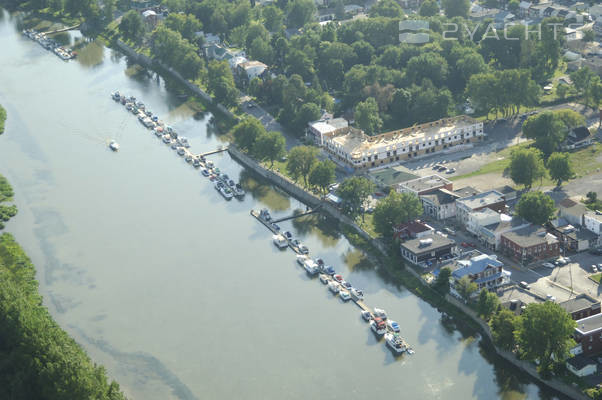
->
[350,288,364,301]
[385,332,407,354]
[361,310,372,321]
[272,234,288,249]
[370,317,387,335]
[319,274,329,284]
[339,290,351,301]
[328,281,340,294]
[109,140,119,151]
[374,308,388,320]
[303,258,319,275]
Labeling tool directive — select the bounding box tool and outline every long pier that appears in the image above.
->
[198,147,228,158]
[250,208,413,354]
[270,205,322,223]
[43,24,81,35]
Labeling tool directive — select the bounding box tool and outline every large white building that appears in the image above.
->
[319,116,484,170]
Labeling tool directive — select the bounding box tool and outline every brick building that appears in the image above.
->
[559,294,601,321]
[500,225,559,263]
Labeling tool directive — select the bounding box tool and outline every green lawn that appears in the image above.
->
[590,273,602,284]
[452,142,602,187]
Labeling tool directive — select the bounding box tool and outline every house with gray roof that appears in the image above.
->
[478,217,531,251]
[450,253,510,295]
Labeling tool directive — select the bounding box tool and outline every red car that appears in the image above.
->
[461,242,469,248]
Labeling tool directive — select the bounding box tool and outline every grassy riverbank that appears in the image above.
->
[0,174,17,229]
[0,104,6,134]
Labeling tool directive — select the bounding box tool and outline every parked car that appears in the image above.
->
[542,262,555,269]
[519,281,530,290]
[446,168,456,174]
[593,265,598,273]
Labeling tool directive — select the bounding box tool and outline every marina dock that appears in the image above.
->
[250,208,413,355]
[198,147,228,158]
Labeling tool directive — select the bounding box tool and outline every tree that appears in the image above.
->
[556,84,569,100]
[286,146,319,186]
[369,0,404,18]
[455,276,478,301]
[442,0,469,17]
[516,302,576,372]
[119,10,144,42]
[586,191,598,204]
[419,0,439,17]
[477,289,500,320]
[287,0,316,28]
[373,191,423,238]
[354,97,382,135]
[336,177,375,218]
[232,117,266,151]
[509,147,546,189]
[309,160,336,194]
[491,309,519,351]
[547,152,574,187]
[583,29,595,43]
[508,0,519,13]
[262,5,284,32]
[207,60,238,107]
[164,13,202,41]
[516,191,556,225]
[434,267,452,294]
[253,131,286,168]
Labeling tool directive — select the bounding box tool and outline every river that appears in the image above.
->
[0,10,562,400]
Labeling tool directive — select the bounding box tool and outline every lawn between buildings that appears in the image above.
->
[452,142,602,188]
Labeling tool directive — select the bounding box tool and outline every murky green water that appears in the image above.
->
[0,10,561,400]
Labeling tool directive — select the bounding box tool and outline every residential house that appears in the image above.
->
[558,198,588,226]
[559,294,601,321]
[584,212,602,247]
[479,216,531,251]
[142,9,158,27]
[400,234,456,266]
[573,313,602,356]
[518,1,532,17]
[420,189,460,220]
[393,220,434,241]
[397,175,453,196]
[237,60,268,81]
[501,225,560,263]
[566,355,597,377]
[450,253,510,295]
[456,190,506,228]
[562,126,592,150]
[548,217,597,252]
[466,208,508,236]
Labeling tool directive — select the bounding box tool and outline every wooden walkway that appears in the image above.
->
[270,205,322,223]
[198,147,228,158]
[43,24,81,35]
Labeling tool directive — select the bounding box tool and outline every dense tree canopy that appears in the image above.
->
[309,160,336,194]
[373,191,422,238]
[515,191,556,225]
[336,177,374,218]
[522,110,584,156]
[509,147,546,189]
[516,302,576,372]
[490,308,519,351]
[232,117,266,151]
[286,146,319,186]
[254,131,286,167]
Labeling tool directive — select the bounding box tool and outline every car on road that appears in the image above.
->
[247,103,255,108]
[519,281,531,290]
[433,164,443,170]
[446,168,456,174]
[542,262,555,269]
[593,265,598,273]
[554,257,568,266]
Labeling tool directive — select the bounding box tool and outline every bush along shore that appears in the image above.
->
[228,144,589,400]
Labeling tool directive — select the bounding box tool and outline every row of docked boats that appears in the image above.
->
[110,91,245,200]
[252,208,414,356]
[22,29,76,61]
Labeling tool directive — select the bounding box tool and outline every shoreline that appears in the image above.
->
[228,145,587,400]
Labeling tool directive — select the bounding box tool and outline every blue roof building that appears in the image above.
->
[451,253,510,295]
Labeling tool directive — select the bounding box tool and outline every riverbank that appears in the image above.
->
[0,104,5,134]
[229,145,587,400]
[0,173,126,398]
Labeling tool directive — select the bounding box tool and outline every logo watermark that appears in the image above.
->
[400,20,580,43]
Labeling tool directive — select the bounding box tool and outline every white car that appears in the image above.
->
[542,262,555,269]
[592,265,598,273]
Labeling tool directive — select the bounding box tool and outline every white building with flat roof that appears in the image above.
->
[320,116,483,170]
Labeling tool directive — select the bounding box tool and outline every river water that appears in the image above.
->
[0,10,561,400]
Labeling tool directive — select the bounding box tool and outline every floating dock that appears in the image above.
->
[250,208,413,355]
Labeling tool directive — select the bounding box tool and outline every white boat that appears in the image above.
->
[109,140,119,151]
[303,259,319,275]
[319,274,329,284]
[374,308,388,320]
[296,254,309,266]
[234,184,245,197]
[328,281,340,294]
[350,288,364,301]
[177,147,186,156]
[273,234,288,249]
[162,134,171,144]
[370,317,387,335]
[339,290,351,301]
[407,348,415,355]
[385,333,407,354]
[219,185,234,200]
[361,310,372,322]
[387,320,400,333]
